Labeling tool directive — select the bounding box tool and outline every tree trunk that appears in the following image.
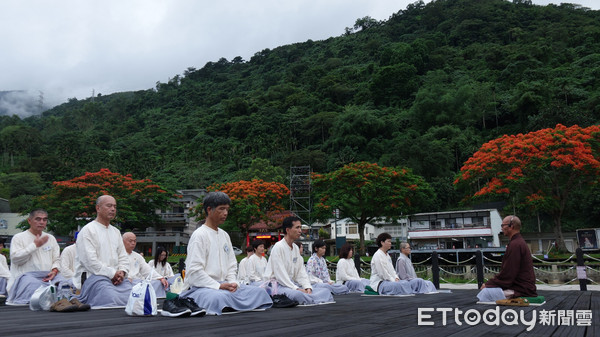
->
[552,214,567,252]
[358,222,366,255]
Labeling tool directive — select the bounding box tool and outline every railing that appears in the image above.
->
[326,248,597,290]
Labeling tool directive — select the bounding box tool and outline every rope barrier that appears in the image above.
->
[439,267,471,276]
[412,256,432,265]
[437,255,475,265]
[531,254,575,264]
[583,254,600,262]
[533,266,575,274]
[483,256,502,264]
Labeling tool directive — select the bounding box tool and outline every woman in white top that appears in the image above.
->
[147,246,174,278]
[335,243,369,293]
[369,233,412,295]
[246,239,269,284]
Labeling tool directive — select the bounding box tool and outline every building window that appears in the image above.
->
[346,223,358,235]
[0,219,6,229]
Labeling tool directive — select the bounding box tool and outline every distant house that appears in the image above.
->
[0,211,28,244]
[135,189,206,256]
[407,209,502,250]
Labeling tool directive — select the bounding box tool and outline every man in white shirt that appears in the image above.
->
[395,242,437,293]
[178,192,272,315]
[122,232,168,298]
[7,209,65,305]
[74,195,131,308]
[265,216,333,305]
[369,233,412,295]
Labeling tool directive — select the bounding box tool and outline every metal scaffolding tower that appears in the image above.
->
[289,165,311,225]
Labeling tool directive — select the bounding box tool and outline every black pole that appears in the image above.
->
[432,251,439,289]
[576,248,587,291]
[178,257,186,279]
[354,252,361,275]
[476,249,484,289]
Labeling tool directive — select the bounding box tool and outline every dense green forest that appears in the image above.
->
[1,0,599,232]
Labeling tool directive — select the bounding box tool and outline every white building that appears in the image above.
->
[407,209,502,250]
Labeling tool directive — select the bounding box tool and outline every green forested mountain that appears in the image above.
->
[1,0,600,231]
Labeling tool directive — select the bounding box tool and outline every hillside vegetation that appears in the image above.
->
[1,0,599,231]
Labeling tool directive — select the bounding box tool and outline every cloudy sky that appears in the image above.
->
[0,0,598,115]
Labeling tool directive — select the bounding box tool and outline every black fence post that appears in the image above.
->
[576,248,588,291]
[178,257,186,279]
[476,250,484,289]
[432,251,439,289]
[354,252,361,275]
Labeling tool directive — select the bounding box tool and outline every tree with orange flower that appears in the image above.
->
[196,179,289,240]
[312,162,435,254]
[32,168,174,235]
[454,124,600,251]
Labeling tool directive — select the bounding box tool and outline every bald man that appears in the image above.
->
[122,232,168,298]
[477,215,537,302]
[74,195,131,308]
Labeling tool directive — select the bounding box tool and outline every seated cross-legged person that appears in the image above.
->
[335,243,369,293]
[178,192,272,315]
[59,243,77,282]
[7,209,67,305]
[0,239,10,297]
[148,246,180,286]
[122,233,168,298]
[236,246,254,284]
[74,195,131,308]
[369,233,412,296]
[245,240,269,286]
[306,240,349,295]
[396,242,437,294]
[477,215,537,302]
[265,216,333,305]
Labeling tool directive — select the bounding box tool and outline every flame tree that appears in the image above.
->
[454,124,600,251]
[196,179,290,241]
[33,168,174,235]
[312,161,435,254]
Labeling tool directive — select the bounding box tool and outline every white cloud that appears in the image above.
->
[0,0,597,111]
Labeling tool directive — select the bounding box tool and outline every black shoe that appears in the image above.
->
[176,297,206,317]
[271,294,299,308]
[161,299,191,317]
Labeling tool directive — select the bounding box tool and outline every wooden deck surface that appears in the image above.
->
[0,289,597,336]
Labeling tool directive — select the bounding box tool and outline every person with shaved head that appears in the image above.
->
[74,195,131,308]
[122,232,168,298]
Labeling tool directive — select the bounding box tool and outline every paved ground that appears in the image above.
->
[0,288,597,336]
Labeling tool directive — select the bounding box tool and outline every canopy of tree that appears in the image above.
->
[1,0,600,232]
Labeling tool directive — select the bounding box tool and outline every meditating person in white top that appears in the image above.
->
[236,245,254,284]
[7,209,66,305]
[369,232,412,295]
[59,243,77,281]
[264,216,333,305]
[335,243,369,293]
[395,242,437,293]
[178,191,272,315]
[306,240,349,295]
[122,232,168,298]
[0,239,10,297]
[147,246,176,284]
[74,195,131,308]
[244,239,269,285]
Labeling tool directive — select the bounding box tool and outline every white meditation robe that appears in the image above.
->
[0,253,10,279]
[147,259,174,278]
[396,253,417,280]
[265,239,311,290]
[127,251,160,280]
[246,253,268,282]
[184,225,238,290]
[369,249,398,290]
[336,258,361,282]
[237,256,250,282]
[59,244,77,279]
[8,230,60,292]
[73,220,129,289]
